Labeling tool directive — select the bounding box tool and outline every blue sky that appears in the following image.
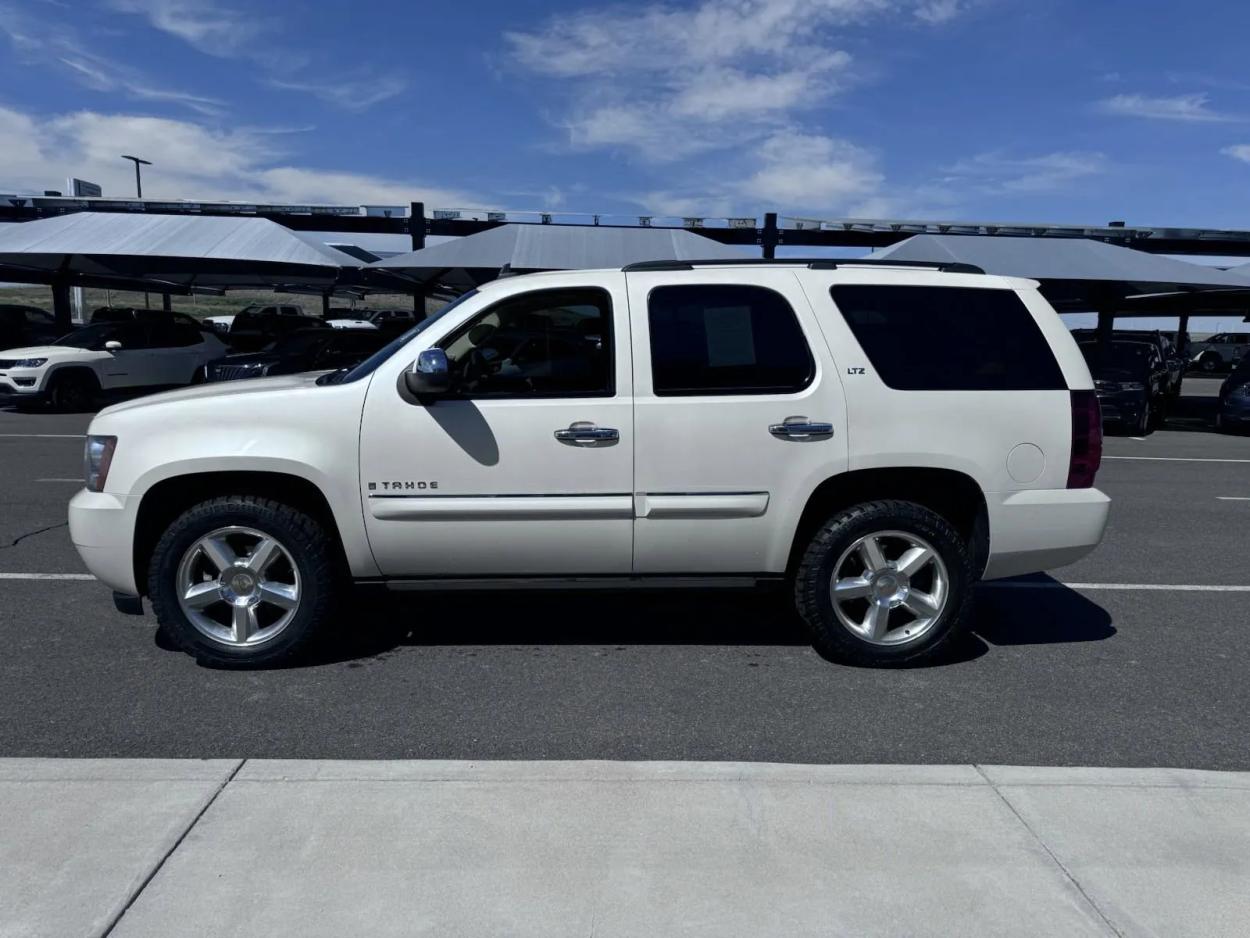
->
[4,0,1250,234]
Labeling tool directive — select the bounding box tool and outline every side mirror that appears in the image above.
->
[104,340,123,351]
[403,348,451,400]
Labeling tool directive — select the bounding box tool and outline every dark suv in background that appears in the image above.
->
[0,305,63,349]
[1071,328,1185,399]
[1216,355,1250,432]
[1077,339,1170,435]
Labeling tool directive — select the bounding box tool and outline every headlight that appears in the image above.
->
[1233,384,1250,399]
[13,358,47,368]
[84,435,117,492]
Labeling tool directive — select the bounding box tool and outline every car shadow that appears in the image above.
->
[163,573,1114,671]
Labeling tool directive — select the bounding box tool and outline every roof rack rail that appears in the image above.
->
[621,258,985,274]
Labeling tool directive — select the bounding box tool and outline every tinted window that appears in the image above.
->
[832,285,1065,391]
[150,324,203,347]
[648,285,813,396]
[1079,341,1156,376]
[439,288,612,398]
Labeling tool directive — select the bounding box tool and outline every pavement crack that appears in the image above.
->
[100,759,246,937]
[0,521,68,551]
[974,765,1125,938]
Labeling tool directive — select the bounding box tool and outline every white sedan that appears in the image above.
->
[0,320,228,411]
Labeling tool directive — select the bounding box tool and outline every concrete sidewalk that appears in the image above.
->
[2,761,1249,938]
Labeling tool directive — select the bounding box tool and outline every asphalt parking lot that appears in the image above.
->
[1,378,1247,768]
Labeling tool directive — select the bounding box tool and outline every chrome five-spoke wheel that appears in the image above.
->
[175,526,301,647]
[829,530,948,646]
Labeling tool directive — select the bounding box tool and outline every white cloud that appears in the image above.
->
[0,104,480,208]
[0,2,224,115]
[1222,144,1250,164]
[509,0,967,163]
[1097,92,1239,123]
[914,0,965,24]
[268,74,408,112]
[638,130,885,216]
[943,150,1106,193]
[105,0,263,55]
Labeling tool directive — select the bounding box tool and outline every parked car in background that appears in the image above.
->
[0,304,63,348]
[1078,339,1170,435]
[325,308,418,334]
[1190,332,1250,372]
[90,307,207,332]
[70,261,1110,668]
[202,315,235,334]
[202,327,389,382]
[1072,328,1185,399]
[324,309,378,331]
[226,304,320,351]
[0,320,228,411]
[1216,355,1250,432]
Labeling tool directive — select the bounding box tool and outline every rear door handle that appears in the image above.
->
[555,421,620,446]
[769,417,834,440]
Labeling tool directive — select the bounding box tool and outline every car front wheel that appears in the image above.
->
[794,500,974,667]
[147,496,340,667]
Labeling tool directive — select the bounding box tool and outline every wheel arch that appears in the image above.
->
[785,467,989,578]
[132,470,347,595]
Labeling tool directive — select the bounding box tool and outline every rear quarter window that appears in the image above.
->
[830,285,1066,391]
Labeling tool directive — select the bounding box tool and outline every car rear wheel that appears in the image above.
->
[147,496,341,667]
[1199,353,1222,373]
[793,500,974,667]
[47,371,98,412]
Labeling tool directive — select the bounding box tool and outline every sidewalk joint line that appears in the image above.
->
[974,765,1124,938]
[100,758,246,938]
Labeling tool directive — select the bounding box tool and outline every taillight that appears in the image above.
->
[1067,390,1102,488]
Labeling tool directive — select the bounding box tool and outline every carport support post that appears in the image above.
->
[409,201,426,252]
[322,293,331,318]
[162,293,172,312]
[1096,306,1115,350]
[761,212,779,260]
[1177,314,1191,354]
[51,279,72,332]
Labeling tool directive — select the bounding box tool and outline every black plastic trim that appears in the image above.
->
[622,258,986,274]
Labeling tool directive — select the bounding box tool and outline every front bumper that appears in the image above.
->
[982,487,1111,580]
[1219,395,1250,426]
[1094,392,1146,426]
[0,372,47,398]
[68,489,139,595]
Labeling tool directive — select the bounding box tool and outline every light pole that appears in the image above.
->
[121,155,152,198]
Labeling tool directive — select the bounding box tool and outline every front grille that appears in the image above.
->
[211,365,264,381]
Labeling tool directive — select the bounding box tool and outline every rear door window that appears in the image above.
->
[830,285,1066,391]
[647,285,814,395]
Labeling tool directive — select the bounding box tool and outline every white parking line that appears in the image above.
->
[986,581,1250,593]
[36,478,82,483]
[1104,455,1250,464]
[1216,497,1250,502]
[0,433,85,439]
[0,573,95,581]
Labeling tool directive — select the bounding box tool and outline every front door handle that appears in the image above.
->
[769,417,834,440]
[555,421,620,446]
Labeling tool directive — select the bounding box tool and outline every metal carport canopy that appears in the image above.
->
[366,223,749,291]
[871,234,1250,309]
[0,212,366,292]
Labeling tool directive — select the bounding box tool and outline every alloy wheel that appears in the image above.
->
[175,525,301,647]
[828,530,949,646]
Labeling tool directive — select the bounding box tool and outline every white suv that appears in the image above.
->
[1,321,228,411]
[69,260,1109,667]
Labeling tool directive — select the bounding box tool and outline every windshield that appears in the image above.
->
[1079,341,1153,375]
[54,324,118,349]
[269,330,331,356]
[321,290,478,385]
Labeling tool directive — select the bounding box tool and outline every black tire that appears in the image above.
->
[147,496,341,668]
[1199,353,1221,373]
[47,370,99,412]
[793,500,974,667]
[1135,400,1153,436]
